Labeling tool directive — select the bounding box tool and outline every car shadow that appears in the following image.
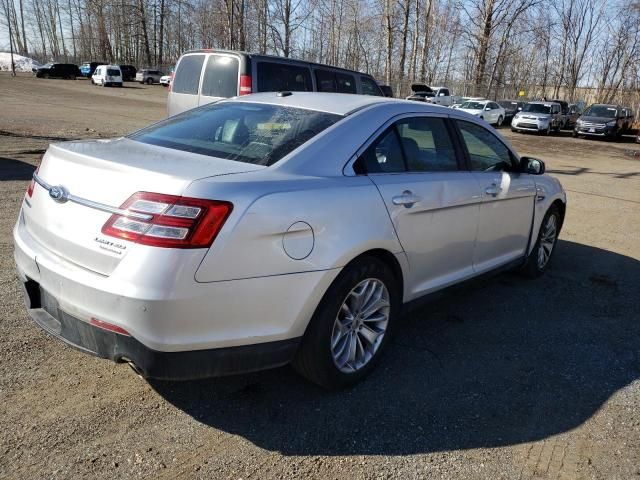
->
[150,240,640,456]
[0,157,37,181]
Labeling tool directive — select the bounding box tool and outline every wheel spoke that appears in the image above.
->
[360,295,389,319]
[359,324,383,345]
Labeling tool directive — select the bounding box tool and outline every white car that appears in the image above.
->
[91,65,123,87]
[458,100,506,126]
[159,74,171,87]
[14,93,566,388]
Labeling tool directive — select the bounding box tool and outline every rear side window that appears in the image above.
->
[361,76,382,96]
[172,55,205,95]
[129,102,341,166]
[201,55,239,98]
[315,69,336,92]
[257,62,312,92]
[336,73,356,93]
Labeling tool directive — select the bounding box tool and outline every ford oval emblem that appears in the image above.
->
[49,186,68,203]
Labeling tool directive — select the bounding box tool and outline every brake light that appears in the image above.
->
[239,74,252,95]
[101,192,233,248]
[26,167,39,198]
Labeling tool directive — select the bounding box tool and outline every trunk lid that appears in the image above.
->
[24,138,262,275]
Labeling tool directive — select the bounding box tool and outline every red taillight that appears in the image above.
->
[239,74,252,95]
[26,166,38,198]
[90,318,130,336]
[101,192,233,249]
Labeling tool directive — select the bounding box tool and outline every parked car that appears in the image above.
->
[498,100,524,125]
[167,49,384,116]
[15,92,566,388]
[160,74,171,87]
[406,84,435,102]
[79,62,105,77]
[118,65,137,82]
[428,86,454,106]
[457,99,506,126]
[573,104,625,139]
[451,97,485,109]
[511,101,563,135]
[91,65,123,87]
[33,63,81,79]
[136,69,164,84]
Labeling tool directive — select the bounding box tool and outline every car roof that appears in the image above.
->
[528,101,560,105]
[220,92,453,116]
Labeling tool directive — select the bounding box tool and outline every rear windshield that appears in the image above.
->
[523,103,551,114]
[172,54,205,94]
[107,68,120,76]
[201,55,239,97]
[257,62,312,92]
[129,102,342,166]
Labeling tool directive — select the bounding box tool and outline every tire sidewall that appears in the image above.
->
[295,257,401,388]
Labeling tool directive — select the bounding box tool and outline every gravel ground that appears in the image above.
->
[1,73,639,479]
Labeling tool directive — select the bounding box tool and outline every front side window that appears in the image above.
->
[201,55,239,97]
[129,102,341,166]
[456,121,515,172]
[257,62,312,92]
[361,76,382,96]
[396,117,458,172]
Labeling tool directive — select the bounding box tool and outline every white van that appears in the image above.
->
[91,65,123,87]
[167,49,384,116]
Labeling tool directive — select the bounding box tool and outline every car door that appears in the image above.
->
[199,54,240,106]
[454,120,536,273]
[354,115,483,299]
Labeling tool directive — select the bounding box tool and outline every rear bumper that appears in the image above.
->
[22,282,299,380]
[14,208,339,355]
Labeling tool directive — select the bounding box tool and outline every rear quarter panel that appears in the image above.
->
[187,175,404,283]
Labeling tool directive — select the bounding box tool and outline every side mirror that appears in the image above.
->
[521,157,545,175]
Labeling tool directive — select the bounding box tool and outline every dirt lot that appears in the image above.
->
[1,73,639,479]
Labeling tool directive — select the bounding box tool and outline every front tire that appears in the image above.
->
[522,205,560,277]
[293,256,400,389]
[496,115,503,127]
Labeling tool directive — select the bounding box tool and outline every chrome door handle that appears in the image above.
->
[485,184,501,197]
[392,191,421,207]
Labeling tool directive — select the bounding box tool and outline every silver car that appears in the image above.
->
[511,101,563,135]
[14,93,566,388]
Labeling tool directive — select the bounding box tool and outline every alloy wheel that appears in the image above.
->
[537,214,557,269]
[330,278,390,373]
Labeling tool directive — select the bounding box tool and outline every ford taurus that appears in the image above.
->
[14,93,566,388]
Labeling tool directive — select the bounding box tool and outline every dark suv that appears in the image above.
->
[34,63,81,79]
[573,104,625,139]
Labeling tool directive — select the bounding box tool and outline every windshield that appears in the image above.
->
[129,102,342,166]
[461,101,486,110]
[583,105,618,118]
[523,103,551,114]
[499,101,517,108]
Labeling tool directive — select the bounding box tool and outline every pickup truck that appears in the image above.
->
[406,84,455,106]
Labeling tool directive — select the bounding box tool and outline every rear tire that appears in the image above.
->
[522,205,560,278]
[146,78,153,85]
[293,256,401,389]
[496,115,503,127]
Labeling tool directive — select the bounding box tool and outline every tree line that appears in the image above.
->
[2,0,639,104]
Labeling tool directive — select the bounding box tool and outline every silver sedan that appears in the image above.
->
[14,93,566,388]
